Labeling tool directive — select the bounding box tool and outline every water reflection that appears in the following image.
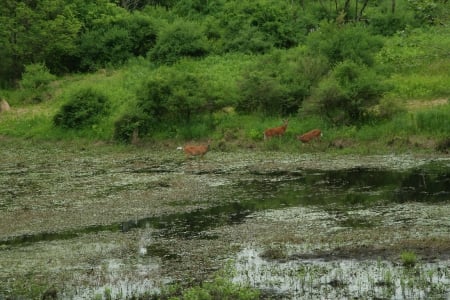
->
[1,163,448,247]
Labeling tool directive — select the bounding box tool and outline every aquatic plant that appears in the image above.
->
[400,251,418,268]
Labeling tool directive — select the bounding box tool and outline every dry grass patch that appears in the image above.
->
[406,98,448,111]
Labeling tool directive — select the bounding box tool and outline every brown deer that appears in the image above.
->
[178,139,211,158]
[297,129,322,143]
[263,119,289,140]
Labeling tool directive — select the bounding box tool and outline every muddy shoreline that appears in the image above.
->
[1,142,449,298]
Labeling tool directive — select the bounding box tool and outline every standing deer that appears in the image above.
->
[264,119,289,140]
[178,139,211,158]
[297,129,322,143]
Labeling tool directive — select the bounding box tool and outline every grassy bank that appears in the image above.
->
[0,27,449,154]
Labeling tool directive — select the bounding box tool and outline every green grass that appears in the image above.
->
[1,26,449,151]
[400,251,418,268]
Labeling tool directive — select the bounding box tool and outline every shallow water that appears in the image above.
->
[0,142,449,299]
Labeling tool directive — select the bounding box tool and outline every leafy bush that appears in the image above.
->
[223,25,273,54]
[237,70,285,115]
[79,26,133,71]
[20,63,56,90]
[407,0,443,25]
[149,20,209,65]
[237,50,328,116]
[112,12,158,57]
[19,63,57,103]
[306,23,384,66]
[113,112,144,143]
[54,88,110,129]
[79,12,157,71]
[218,0,308,54]
[365,0,415,36]
[303,60,388,125]
[368,13,409,36]
[132,70,210,137]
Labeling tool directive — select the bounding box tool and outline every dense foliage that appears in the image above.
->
[2,0,447,84]
[0,0,449,147]
[53,88,110,129]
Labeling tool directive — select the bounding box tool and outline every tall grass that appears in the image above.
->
[415,104,450,135]
[387,72,450,100]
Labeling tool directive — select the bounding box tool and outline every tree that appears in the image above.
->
[0,0,81,85]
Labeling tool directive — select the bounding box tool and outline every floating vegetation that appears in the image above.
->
[0,141,449,299]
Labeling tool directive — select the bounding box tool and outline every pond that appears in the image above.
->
[0,142,449,299]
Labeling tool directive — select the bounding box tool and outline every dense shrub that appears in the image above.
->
[132,71,206,135]
[407,0,445,25]
[113,112,145,143]
[303,60,388,125]
[236,50,328,116]
[306,23,384,66]
[237,70,286,115]
[218,0,308,54]
[79,12,157,71]
[19,63,57,103]
[368,14,408,36]
[79,26,134,71]
[20,63,56,91]
[113,12,158,57]
[53,88,110,129]
[149,20,209,64]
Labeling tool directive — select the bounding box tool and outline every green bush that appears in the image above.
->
[237,69,285,115]
[223,25,273,54]
[19,63,56,102]
[78,12,157,71]
[113,112,144,143]
[132,72,201,137]
[79,26,133,71]
[407,0,443,25]
[53,88,110,129]
[112,12,157,57]
[218,0,307,54]
[237,50,328,116]
[149,20,209,65]
[306,23,384,66]
[303,60,388,125]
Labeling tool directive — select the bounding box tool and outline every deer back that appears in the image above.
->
[298,129,322,143]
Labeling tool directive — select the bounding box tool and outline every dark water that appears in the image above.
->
[1,163,449,248]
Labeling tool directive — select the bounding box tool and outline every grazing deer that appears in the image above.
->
[178,139,211,158]
[297,129,322,143]
[264,119,289,140]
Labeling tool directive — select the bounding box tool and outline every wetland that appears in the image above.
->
[0,139,449,299]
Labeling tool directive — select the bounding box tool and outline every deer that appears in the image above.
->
[263,119,289,140]
[297,129,322,143]
[177,139,211,158]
